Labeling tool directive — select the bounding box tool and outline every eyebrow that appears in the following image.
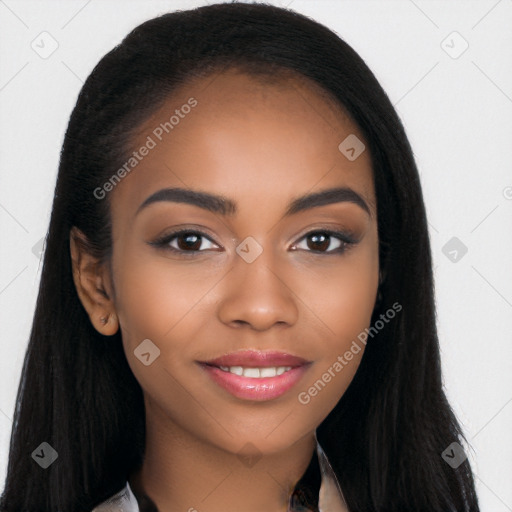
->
[136,186,372,218]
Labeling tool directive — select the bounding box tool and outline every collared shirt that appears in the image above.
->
[92,436,348,512]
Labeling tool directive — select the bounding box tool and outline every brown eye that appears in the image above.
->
[306,233,331,252]
[175,233,202,251]
[292,230,357,254]
[150,230,220,254]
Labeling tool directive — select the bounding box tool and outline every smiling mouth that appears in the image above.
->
[200,348,309,368]
[198,349,312,401]
[215,365,293,378]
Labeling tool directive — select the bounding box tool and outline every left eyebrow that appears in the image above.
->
[284,186,372,218]
[136,186,373,218]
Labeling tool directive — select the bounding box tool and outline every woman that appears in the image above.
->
[0,2,480,511]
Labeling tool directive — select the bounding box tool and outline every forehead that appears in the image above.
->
[109,68,376,221]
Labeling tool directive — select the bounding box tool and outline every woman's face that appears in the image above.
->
[107,69,379,456]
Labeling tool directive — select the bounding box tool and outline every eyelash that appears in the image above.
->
[149,227,359,257]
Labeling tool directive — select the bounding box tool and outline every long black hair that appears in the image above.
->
[1,2,479,511]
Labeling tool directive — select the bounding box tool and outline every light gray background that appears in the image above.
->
[1,0,511,509]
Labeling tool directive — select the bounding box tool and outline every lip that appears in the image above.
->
[198,349,312,401]
[201,349,309,368]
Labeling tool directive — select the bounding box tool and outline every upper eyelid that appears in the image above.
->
[154,227,357,249]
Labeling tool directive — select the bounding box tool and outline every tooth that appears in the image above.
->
[230,366,244,376]
[242,368,261,378]
[216,365,294,377]
[260,367,277,378]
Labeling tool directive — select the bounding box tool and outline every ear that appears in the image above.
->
[69,226,119,336]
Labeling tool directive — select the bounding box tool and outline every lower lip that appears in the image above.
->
[199,363,311,401]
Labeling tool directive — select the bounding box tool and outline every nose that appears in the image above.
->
[216,249,299,332]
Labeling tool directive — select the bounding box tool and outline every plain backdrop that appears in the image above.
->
[1,0,511,509]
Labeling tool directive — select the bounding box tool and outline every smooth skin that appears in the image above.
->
[71,68,379,512]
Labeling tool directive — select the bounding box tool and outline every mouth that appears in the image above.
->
[197,349,312,401]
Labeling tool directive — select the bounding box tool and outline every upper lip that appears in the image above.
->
[200,349,310,368]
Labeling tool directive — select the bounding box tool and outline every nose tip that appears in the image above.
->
[216,258,299,331]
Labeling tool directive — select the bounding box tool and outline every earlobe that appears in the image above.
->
[98,312,119,336]
[69,227,119,336]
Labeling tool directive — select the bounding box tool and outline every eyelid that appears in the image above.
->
[148,226,222,252]
[294,225,359,244]
[148,224,360,255]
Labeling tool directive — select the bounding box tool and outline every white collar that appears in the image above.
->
[92,437,348,512]
[315,438,349,512]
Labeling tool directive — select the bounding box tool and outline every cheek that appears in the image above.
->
[291,244,378,410]
[110,245,223,397]
[111,247,213,342]
[110,248,217,422]
[321,264,378,347]
[298,234,379,342]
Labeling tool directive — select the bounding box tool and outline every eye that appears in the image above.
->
[291,230,357,254]
[149,228,358,257]
[150,229,220,255]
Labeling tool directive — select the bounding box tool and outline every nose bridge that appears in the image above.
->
[216,236,299,329]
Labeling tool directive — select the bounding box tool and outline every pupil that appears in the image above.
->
[179,233,200,250]
[309,233,329,251]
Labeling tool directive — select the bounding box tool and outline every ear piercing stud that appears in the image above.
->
[100,315,109,325]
